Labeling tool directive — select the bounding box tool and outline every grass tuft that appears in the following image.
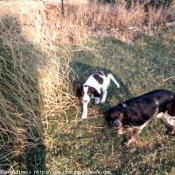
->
[0,1,77,172]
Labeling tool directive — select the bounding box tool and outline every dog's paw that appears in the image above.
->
[81,114,87,119]
[95,98,100,104]
[168,130,175,136]
[121,142,129,148]
[100,99,105,104]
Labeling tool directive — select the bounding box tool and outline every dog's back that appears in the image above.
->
[122,89,175,123]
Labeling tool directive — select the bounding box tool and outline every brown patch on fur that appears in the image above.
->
[88,86,101,97]
[103,72,109,77]
[76,85,101,98]
[96,71,103,76]
[76,86,83,98]
[96,71,109,77]
[93,74,104,84]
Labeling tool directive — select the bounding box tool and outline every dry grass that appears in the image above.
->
[0,0,77,172]
[38,0,175,43]
[3,0,174,44]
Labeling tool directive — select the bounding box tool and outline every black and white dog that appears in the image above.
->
[76,71,120,119]
[103,89,175,147]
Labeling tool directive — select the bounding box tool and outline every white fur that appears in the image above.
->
[81,71,120,119]
[164,111,175,126]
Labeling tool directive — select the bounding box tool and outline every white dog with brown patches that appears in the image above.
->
[76,71,120,119]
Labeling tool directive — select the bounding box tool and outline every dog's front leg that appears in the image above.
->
[122,128,139,147]
[82,102,88,119]
[100,89,107,103]
[118,127,127,135]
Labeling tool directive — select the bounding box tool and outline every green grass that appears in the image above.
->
[45,30,175,174]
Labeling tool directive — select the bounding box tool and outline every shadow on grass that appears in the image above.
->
[0,16,46,172]
[71,61,133,114]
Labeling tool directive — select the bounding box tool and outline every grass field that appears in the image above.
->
[0,0,175,174]
[52,30,175,174]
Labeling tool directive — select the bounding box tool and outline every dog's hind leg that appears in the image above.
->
[168,125,175,135]
[171,125,175,135]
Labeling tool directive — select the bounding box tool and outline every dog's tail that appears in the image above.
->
[109,74,120,88]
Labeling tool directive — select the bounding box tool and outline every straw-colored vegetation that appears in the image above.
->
[0,0,175,174]
[0,0,77,172]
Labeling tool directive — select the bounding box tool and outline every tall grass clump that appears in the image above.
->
[0,16,44,170]
[0,0,77,171]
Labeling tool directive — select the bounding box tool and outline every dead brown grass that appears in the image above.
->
[45,1,175,43]
[0,0,78,171]
[2,0,174,44]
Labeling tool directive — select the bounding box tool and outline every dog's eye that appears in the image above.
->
[118,112,124,119]
[111,113,115,119]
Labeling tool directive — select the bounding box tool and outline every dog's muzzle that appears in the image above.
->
[113,119,122,128]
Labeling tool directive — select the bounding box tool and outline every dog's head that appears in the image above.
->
[167,100,175,116]
[76,85,101,103]
[103,105,126,128]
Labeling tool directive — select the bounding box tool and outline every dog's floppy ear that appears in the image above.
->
[103,110,111,123]
[89,86,101,97]
[76,86,83,98]
[167,101,175,116]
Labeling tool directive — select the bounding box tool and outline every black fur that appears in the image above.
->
[104,89,175,147]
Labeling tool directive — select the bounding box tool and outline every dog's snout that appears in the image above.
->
[113,119,121,128]
[114,122,120,127]
[83,100,88,103]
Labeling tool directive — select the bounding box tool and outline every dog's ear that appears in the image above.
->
[103,111,111,123]
[89,87,101,97]
[76,86,83,98]
[167,101,175,116]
